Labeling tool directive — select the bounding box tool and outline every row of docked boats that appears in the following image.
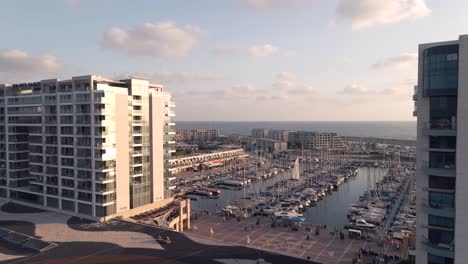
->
[346,165,415,233]
[220,160,361,224]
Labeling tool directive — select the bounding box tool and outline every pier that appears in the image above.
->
[383,174,414,230]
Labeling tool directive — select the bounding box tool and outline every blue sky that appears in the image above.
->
[1,0,467,121]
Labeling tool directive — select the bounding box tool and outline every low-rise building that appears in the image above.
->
[268,129,289,143]
[176,129,219,142]
[250,138,288,152]
[288,131,344,150]
[251,128,269,139]
[168,148,248,174]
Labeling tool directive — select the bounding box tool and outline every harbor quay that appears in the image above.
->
[187,211,401,264]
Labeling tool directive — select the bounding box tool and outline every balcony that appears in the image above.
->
[423,122,456,136]
[422,161,455,177]
[422,238,454,259]
[413,102,417,117]
[422,187,455,194]
[422,199,455,218]
[413,85,418,101]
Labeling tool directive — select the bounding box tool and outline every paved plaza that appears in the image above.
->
[188,212,369,264]
[0,201,313,264]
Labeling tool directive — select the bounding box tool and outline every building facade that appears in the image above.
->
[251,128,289,143]
[288,131,344,150]
[0,75,176,220]
[414,36,468,264]
[176,129,219,142]
[247,138,288,152]
[268,129,289,143]
[251,128,269,139]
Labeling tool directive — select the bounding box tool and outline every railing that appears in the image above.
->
[425,121,456,130]
[413,85,418,101]
[422,160,456,170]
[422,236,454,253]
[422,198,455,210]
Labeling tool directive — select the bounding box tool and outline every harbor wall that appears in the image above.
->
[342,136,416,147]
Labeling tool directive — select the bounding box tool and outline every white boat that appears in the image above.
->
[291,158,300,180]
[274,210,304,218]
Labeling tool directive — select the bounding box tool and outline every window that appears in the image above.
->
[60,105,73,114]
[429,191,455,209]
[428,253,454,264]
[430,96,457,128]
[423,44,459,96]
[429,151,455,169]
[428,215,454,229]
[429,136,456,149]
[429,176,455,190]
[428,228,454,245]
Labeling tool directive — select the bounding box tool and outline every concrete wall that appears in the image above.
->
[342,136,416,147]
[151,93,165,202]
[455,35,468,264]
[115,93,130,212]
[415,38,460,264]
[415,40,431,264]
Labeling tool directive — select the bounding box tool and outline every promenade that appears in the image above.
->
[188,212,382,264]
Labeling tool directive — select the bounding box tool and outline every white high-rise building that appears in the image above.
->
[415,35,468,264]
[0,75,176,220]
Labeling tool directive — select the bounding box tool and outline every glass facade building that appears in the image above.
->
[415,35,468,264]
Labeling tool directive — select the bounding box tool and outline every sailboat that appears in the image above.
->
[291,158,300,180]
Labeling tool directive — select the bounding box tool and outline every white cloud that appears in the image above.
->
[334,0,431,30]
[149,72,221,84]
[208,84,257,100]
[249,44,279,57]
[339,82,412,97]
[213,45,241,56]
[0,49,60,73]
[283,50,299,58]
[176,72,314,104]
[339,84,373,95]
[113,72,222,86]
[242,0,301,10]
[101,22,207,60]
[272,72,315,95]
[372,53,417,70]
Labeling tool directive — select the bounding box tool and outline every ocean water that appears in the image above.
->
[175,121,416,140]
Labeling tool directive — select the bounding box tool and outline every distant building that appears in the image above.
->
[0,75,176,221]
[251,138,288,152]
[251,128,289,143]
[268,129,289,143]
[251,128,269,139]
[168,148,247,174]
[176,129,219,142]
[288,131,344,150]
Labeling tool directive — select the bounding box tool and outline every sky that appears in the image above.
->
[0,0,467,121]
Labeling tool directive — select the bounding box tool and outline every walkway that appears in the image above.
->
[189,213,368,264]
